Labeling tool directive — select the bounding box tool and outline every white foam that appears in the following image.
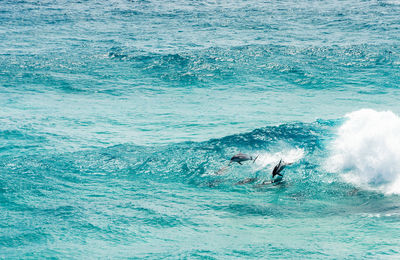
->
[203,148,304,177]
[326,109,400,195]
[255,148,304,170]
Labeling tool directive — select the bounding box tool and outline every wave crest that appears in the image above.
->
[327,109,400,194]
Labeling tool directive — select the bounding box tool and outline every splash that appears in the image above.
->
[327,109,400,194]
[207,148,304,177]
[255,148,304,170]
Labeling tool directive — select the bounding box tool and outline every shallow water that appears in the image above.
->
[1,0,400,258]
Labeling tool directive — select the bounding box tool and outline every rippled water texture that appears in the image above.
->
[1,0,400,258]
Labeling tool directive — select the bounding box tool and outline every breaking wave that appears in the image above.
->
[327,109,400,194]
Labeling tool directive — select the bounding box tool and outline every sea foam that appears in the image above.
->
[327,109,400,194]
[255,148,304,170]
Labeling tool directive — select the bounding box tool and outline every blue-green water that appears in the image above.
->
[2,0,400,258]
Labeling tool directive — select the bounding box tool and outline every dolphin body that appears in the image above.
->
[229,153,258,165]
[271,159,292,183]
[214,153,258,175]
[235,177,258,185]
[236,158,293,186]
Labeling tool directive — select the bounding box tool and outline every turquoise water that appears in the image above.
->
[2,0,400,258]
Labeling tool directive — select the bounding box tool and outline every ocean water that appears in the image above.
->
[1,0,400,258]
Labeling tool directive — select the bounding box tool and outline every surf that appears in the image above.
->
[327,109,400,195]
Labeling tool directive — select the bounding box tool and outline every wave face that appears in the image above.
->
[2,117,400,258]
[328,109,400,194]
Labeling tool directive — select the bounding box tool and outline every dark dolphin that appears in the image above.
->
[271,159,292,183]
[236,158,294,186]
[253,159,293,186]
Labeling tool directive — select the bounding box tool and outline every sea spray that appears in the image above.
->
[204,148,304,177]
[254,148,304,171]
[327,109,400,194]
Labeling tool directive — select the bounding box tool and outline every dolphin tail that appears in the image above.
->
[252,155,259,163]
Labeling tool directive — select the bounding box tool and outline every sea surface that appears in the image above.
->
[1,0,400,258]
